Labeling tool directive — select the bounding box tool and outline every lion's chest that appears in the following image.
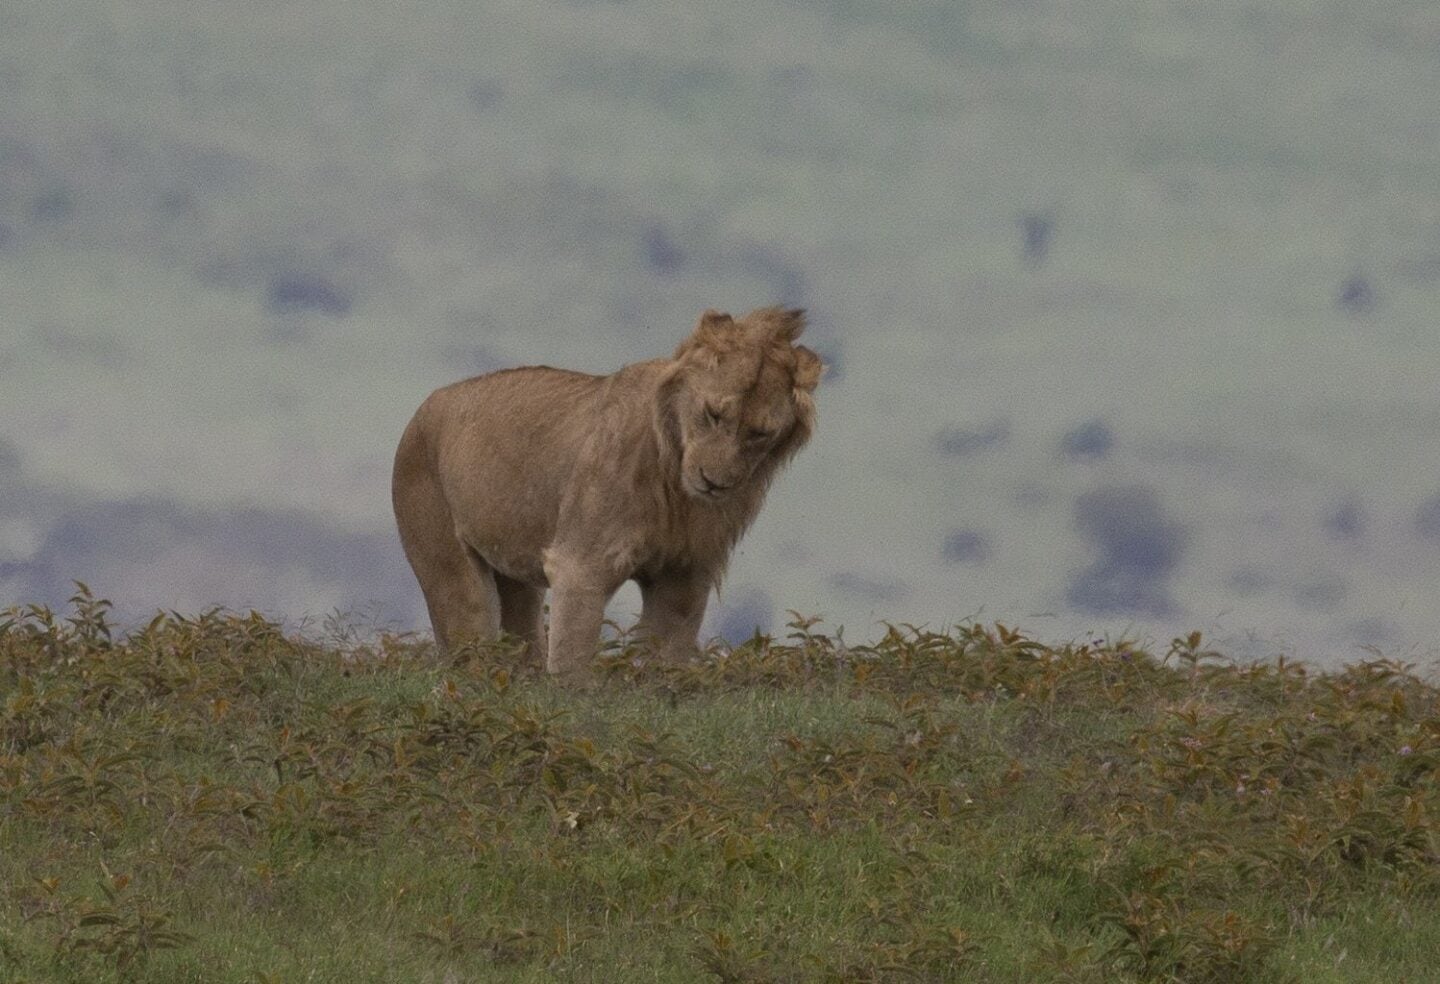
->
[625,505,750,581]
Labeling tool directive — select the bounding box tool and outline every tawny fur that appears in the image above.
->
[392,306,822,677]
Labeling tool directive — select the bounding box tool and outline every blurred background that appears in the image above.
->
[3,0,1438,667]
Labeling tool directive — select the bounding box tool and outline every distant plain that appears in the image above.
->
[3,0,1440,665]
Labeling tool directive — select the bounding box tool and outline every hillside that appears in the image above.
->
[3,589,1438,981]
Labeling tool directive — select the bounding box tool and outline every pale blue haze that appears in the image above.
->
[3,0,1439,666]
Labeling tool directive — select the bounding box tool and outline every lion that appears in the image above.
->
[391,306,822,677]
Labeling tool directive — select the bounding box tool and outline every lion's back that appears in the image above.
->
[421,366,598,455]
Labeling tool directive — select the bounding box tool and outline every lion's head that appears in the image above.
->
[655,307,822,502]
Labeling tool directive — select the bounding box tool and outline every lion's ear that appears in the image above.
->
[694,309,738,350]
[793,345,822,392]
[772,307,806,342]
[744,306,806,342]
[698,309,734,333]
[674,309,734,359]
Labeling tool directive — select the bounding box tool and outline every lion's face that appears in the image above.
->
[677,356,799,499]
[661,308,822,502]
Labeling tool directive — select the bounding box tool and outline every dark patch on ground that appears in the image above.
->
[1018,210,1054,265]
[940,528,990,565]
[1294,576,1347,610]
[1337,275,1377,315]
[267,274,352,316]
[933,420,1009,457]
[30,187,75,222]
[829,571,909,605]
[642,223,685,277]
[1067,485,1187,617]
[155,188,197,216]
[15,497,418,625]
[1322,499,1365,541]
[468,79,505,110]
[32,325,128,365]
[710,587,774,646]
[1226,567,1271,597]
[1059,419,1114,460]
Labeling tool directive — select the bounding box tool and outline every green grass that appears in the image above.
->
[3,588,1439,982]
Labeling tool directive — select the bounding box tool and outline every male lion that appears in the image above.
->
[392,306,822,677]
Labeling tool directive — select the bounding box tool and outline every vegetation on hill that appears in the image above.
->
[2,587,1437,982]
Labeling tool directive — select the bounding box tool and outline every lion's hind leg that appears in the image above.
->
[406,534,502,656]
[393,453,501,654]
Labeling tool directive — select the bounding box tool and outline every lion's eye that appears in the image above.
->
[704,405,723,425]
[746,427,773,442]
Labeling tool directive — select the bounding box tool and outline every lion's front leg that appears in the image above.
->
[635,572,711,661]
[543,554,620,679]
[546,582,611,678]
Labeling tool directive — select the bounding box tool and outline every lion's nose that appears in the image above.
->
[698,469,730,494]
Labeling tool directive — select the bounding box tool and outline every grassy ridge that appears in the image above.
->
[2,589,1438,982]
